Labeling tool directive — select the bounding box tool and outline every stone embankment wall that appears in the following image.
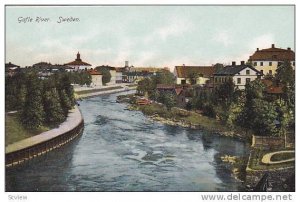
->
[5,106,84,168]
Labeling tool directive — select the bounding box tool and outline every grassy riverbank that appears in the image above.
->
[5,112,50,146]
[76,86,123,95]
[124,99,251,141]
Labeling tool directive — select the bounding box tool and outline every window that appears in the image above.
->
[293,62,295,66]
[246,78,251,83]
[269,70,272,74]
[254,62,257,66]
[260,70,264,74]
[269,62,272,66]
[181,80,186,84]
[260,62,263,66]
[246,70,250,75]
[237,78,241,84]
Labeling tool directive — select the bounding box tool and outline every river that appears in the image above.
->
[6,91,248,191]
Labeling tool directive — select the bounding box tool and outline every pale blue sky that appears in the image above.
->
[6,6,294,69]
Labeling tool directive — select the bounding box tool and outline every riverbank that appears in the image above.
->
[5,106,84,167]
[120,95,251,142]
[75,84,137,99]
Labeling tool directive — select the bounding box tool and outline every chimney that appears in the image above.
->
[256,48,259,51]
[232,61,236,66]
[241,61,245,65]
[125,61,129,67]
[272,44,275,48]
[287,47,291,51]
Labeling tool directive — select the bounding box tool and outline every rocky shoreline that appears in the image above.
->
[147,112,247,141]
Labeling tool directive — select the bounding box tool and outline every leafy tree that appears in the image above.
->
[275,60,295,85]
[214,79,237,106]
[96,66,111,85]
[158,91,177,110]
[59,73,75,107]
[251,99,278,136]
[21,72,45,129]
[59,89,73,116]
[137,78,154,96]
[152,71,175,86]
[43,88,65,125]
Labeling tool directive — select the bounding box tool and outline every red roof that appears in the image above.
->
[266,86,283,94]
[156,84,184,95]
[88,69,102,75]
[65,60,91,66]
[175,66,216,78]
[249,44,295,61]
[261,79,273,87]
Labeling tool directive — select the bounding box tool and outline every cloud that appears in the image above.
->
[213,30,233,47]
[249,34,275,50]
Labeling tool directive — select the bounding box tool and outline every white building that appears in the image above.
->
[88,69,102,87]
[65,52,92,71]
[213,61,262,90]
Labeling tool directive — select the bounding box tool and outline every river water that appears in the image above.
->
[6,91,248,192]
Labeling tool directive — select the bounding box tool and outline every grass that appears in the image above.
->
[270,152,295,162]
[138,103,249,140]
[248,148,295,170]
[5,113,50,146]
[76,86,123,95]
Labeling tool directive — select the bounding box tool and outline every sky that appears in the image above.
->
[5,6,295,70]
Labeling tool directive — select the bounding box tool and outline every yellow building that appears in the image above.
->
[248,44,295,76]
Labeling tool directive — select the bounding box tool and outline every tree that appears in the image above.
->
[21,72,45,129]
[59,89,73,116]
[158,91,177,110]
[152,71,175,86]
[137,77,154,96]
[275,60,295,85]
[251,99,278,136]
[214,79,237,106]
[96,66,111,85]
[58,73,75,107]
[43,88,65,125]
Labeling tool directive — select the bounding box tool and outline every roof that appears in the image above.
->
[214,65,262,76]
[65,52,91,66]
[65,60,91,66]
[130,67,169,73]
[266,86,283,94]
[261,79,273,87]
[115,67,126,72]
[175,66,215,78]
[156,84,184,95]
[88,69,102,75]
[249,44,295,61]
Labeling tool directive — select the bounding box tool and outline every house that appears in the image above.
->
[130,66,170,73]
[123,71,155,83]
[174,65,216,85]
[88,69,102,87]
[213,61,262,90]
[248,44,295,76]
[261,79,284,100]
[156,84,186,108]
[115,67,126,83]
[65,52,92,71]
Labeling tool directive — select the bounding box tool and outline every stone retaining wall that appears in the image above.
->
[5,106,84,168]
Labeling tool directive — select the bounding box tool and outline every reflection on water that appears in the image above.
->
[6,91,248,191]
